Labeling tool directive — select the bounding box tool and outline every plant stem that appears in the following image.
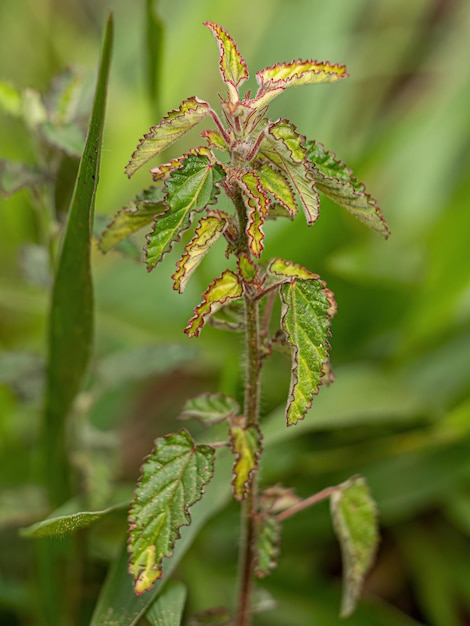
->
[236,294,261,626]
[276,485,339,522]
[232,188,262,626]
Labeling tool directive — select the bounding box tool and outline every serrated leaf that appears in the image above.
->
[268,257,318,282]
[185,270,243,338]
[257,163,297,218]
[330,476,379,617]
[180,392,240,426]
[0,159,50,197]
[126,96,212,177]
[260,120,320,225]
[254,513,281,578]
[128,429,215,595]
[145,154,224,271]
[21,502,127,538]
[229,423,262,501]
[306,140,390,238]
[99,185,166,252]
[204,22,249,102]
[238,253,259,284]
[280,278,336,426]
[172,213,227,293]
[238,171,270,258]
[254,59,348,107]
[201,129,229,152]
[146,581,187,626]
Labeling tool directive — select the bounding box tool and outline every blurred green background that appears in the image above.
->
[1,0,470,624]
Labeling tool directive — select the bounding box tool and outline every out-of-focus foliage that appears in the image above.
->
[1,0,469,625]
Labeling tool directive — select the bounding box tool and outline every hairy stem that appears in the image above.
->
[233,189,262,626]
[236,295,261,626]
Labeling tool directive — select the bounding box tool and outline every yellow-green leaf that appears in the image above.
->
[256,59,348,91]
[125,96,211,177]
[238,171,270,258]
[330,476,379,617]
[128,429,215,594]
[280,278,336,426]
[172,212,227,293]
[256,163,297,218]
[204,22,249,102]
[230,423,262,501]
[185,270,243,338]
[260,120,320,225]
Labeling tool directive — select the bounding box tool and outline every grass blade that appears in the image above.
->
[43,13,113,507]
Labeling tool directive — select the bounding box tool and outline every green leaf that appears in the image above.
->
[265,257,318,292]
[330,476,379,617]
[305,140,390,238]
[90,449,233,626]
[253,59,347,108]
[180,392,240,426]
[99,185,166,252]
[237,253,259,285]
[260,120,320,225]
[204,22,249,102]
[254,513,281,578]
[0,159,49,197]
[43,14,113,506]
[128,429,215,595]
[20,501,127,538]
[145,154,224,271]
[185,269,243,338]
[146,581,187,626]
[280,278,336,426]
[39,121,85,157]
[229,422,262,501]
[172,212,228,293]
[256,163,297,218]
[0,81,21,116]
[95,343,196,388]
[126,96,212,177]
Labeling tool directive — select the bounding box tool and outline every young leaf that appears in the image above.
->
[43,14,113,506]
[254,59,348,108]
[172,212,228,293]
[208,299,245,332]
[260,120,320,224]
[126,96,212,177]
[146,581,187,626]
[204,22,249,102]
[305,140,390,238]
[185,270,243,338]
[238,171,270,258]
[128,429,215,595]
[99,185,166,252]
[180,392,240,426]
[280,278,336,426]
[229,422,262,501]
[254,513,281,578]
[201,129,229,152]
[145,153,224,271]
[237,253,259,285]
[330,476,379,617]
[256,163,297,218]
